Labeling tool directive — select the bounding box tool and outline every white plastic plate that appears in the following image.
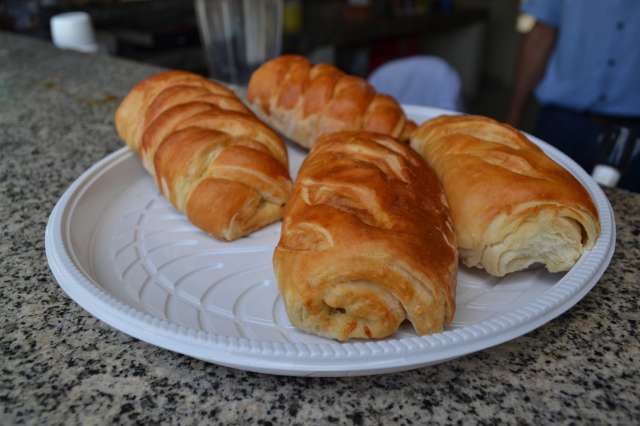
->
[45,106,615,376]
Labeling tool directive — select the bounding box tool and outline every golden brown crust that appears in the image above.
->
[273,132,457,341]
[115,71,292,241]
[247,55,416,149]
[410,115,600,276]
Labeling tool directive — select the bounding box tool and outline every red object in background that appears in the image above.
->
[368,37,421,75]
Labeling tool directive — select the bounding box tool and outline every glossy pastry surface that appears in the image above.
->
[274,131,457,341]
[247,55,416,149]
[411,115,600,276]
[115,71,292,241]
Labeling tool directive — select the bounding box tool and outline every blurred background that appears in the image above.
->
[0,0,532,127]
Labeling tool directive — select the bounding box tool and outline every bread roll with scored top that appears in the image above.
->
[273,131,457,341]
[410,115,600,277]
[115,71,292,241]
[247,55,416,149]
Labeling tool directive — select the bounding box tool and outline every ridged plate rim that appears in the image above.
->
[45,105,616,376]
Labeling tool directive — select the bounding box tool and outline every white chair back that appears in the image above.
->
[368,56,463,111]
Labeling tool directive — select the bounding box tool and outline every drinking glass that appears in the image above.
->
[195,0,283,85]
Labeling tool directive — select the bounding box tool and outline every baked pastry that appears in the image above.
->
[115,70,292,241]
[273,132,457,341]
[410,115,600,277]
[247,55,416,149]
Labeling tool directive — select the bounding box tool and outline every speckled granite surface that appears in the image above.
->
[1,32,639,425]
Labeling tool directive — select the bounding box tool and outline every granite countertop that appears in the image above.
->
[1,32,639,425]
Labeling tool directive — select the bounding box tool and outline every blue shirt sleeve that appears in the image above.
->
[522,0,562,27]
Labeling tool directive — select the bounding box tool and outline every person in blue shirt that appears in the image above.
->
[508,0,640,192]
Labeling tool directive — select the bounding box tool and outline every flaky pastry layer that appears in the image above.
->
[115,71,292,241]
[247,55,416,149]
[410,115,600,276]
[274,132,457,341]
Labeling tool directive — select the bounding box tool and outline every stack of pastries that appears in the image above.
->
[115,56,600,341]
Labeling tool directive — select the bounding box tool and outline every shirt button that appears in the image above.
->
[599,93,608,102]
[617,21,625,30]
[608,58,616,67]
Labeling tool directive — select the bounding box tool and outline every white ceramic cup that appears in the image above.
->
[50,12,98,53]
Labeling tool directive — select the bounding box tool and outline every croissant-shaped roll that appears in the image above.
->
[247,55,416,149]
[410,115,600,277]
[115,71,292,241]
[273,132,457,341]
